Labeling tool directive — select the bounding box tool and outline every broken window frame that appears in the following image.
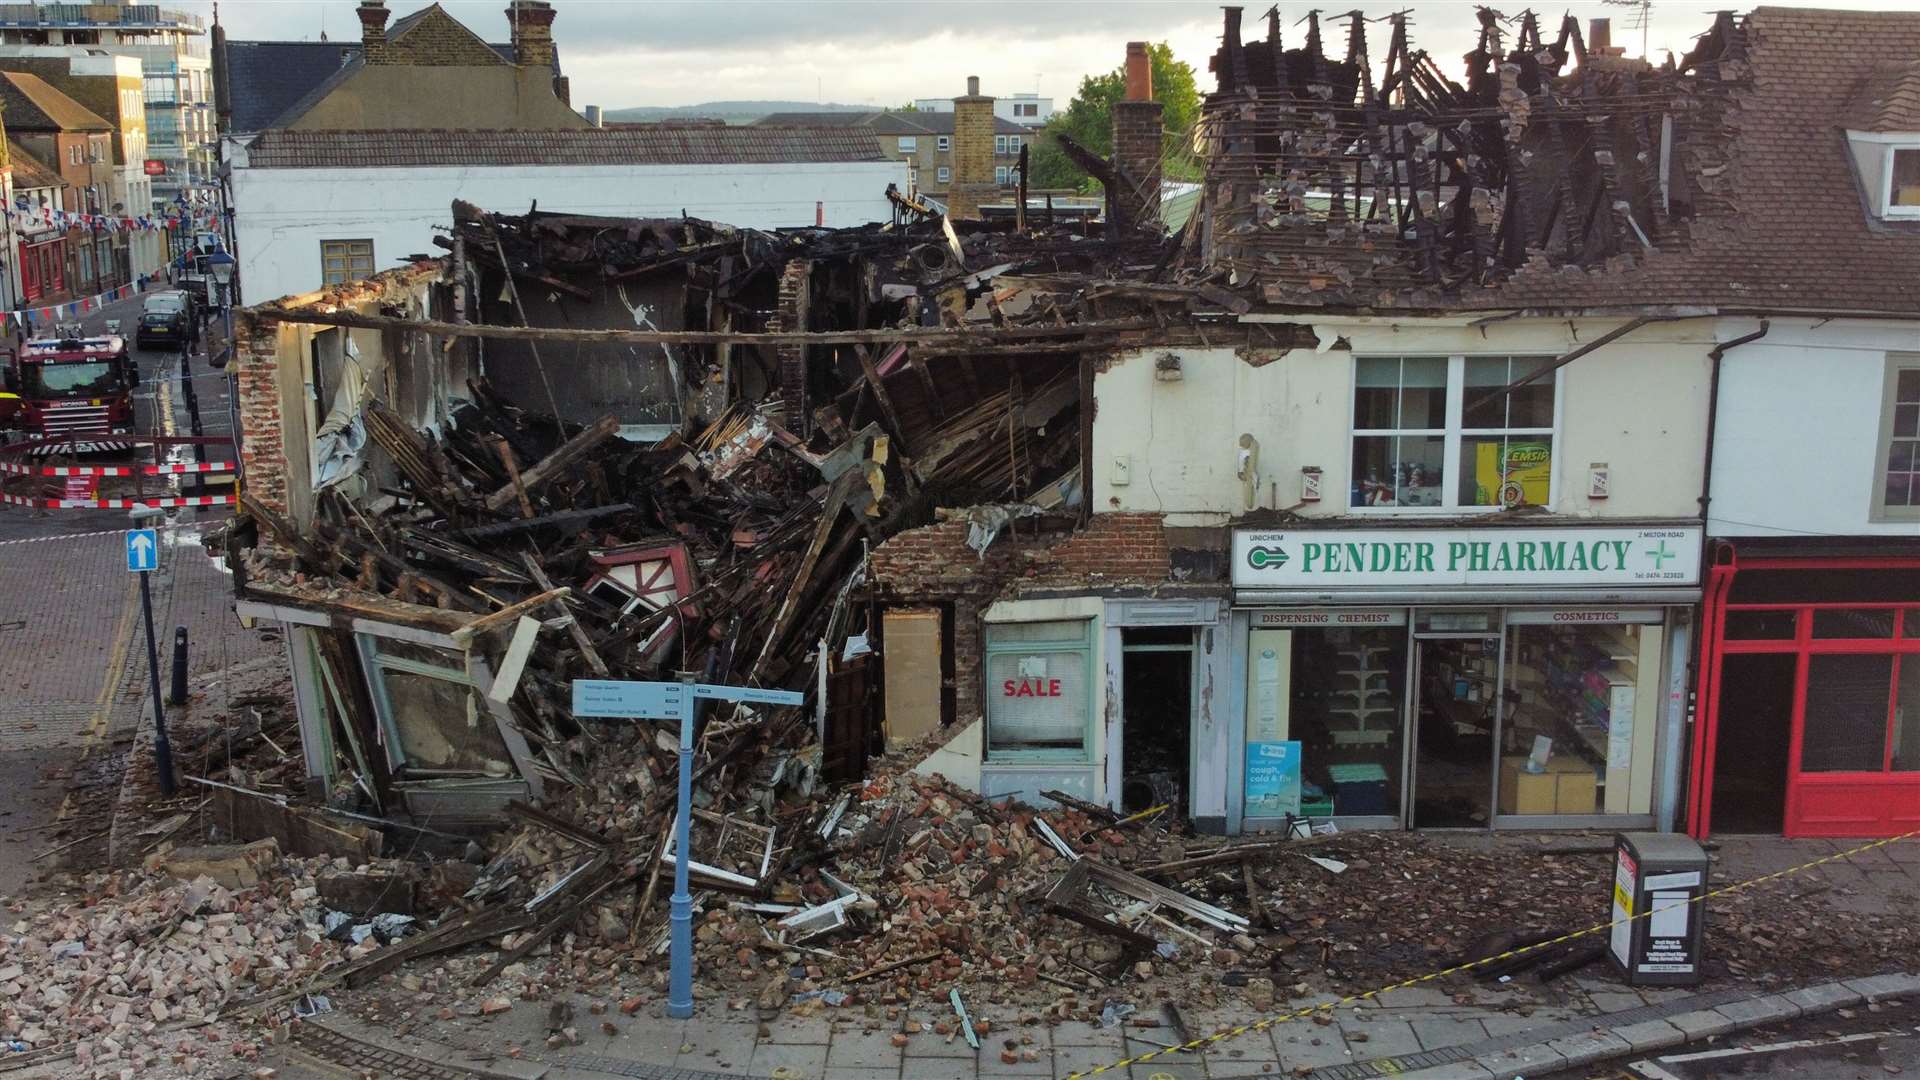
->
[1873,355,1920,522]
[1350,355,1562,514]
[353,627,544,794]
[983,618,1095,764]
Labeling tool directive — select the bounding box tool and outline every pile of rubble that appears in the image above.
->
[1,843,347,1077]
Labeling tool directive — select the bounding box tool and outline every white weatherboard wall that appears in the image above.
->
[1091,317,1717,525]
[229,159,909,304]
[1708,316,1920,537]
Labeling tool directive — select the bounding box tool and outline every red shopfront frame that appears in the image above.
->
[1690,555,1920,839]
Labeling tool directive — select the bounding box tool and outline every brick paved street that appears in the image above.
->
[0,288,275,896]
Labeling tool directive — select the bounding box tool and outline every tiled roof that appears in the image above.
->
[0,70,110,132]
[756,110,1029,135]
[1844,60,1920,133]
[7,141,63,189]
[221,39,562,133]
[1479,6,1920,316]
[239,127,889,168]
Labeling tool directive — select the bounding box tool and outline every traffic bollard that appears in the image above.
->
[170,626,189,706]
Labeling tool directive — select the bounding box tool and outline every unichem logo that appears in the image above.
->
[1246,545,1289,569]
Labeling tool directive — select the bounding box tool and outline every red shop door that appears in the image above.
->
[1694,562,1920,840]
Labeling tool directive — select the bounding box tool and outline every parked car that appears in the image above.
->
[136,291,196,350]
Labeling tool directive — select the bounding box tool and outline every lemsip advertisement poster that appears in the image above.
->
[1475,440,1551,507]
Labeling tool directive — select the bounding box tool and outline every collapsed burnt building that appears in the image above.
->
[218,7,1920,981]
[220,10,1779,836]
[224,192,1194,823]
[1196,7,1745,306]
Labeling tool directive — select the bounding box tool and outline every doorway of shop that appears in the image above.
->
[1121,628,1194,815]
[1710,653,1796,833]
[1411,631,1503,827]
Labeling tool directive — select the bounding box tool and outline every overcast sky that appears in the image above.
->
[203,0,1916,111]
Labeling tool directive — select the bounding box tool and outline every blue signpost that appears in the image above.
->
[572,675,803,1018]
[126,521,175,796]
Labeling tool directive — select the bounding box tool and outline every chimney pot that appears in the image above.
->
[966,75,979,97]
[1124,41,1153,101]
[1588,18,1611,53]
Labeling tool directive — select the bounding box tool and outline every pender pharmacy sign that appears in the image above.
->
[1233,526,1702,589]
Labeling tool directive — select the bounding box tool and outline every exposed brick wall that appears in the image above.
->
[1027,512,1171,584]
[389,7,511,66]
[1111,100,1165,227]
[233,312,287,519]
[869,511,1172,727]
[948,84,996,221]
[872,518,1057,730]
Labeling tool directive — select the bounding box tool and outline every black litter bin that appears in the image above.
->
[1608,832,1709,987]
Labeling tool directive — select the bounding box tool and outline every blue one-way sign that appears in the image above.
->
[126,529,158,573]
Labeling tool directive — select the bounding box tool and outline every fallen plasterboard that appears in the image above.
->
[882,608,943,749]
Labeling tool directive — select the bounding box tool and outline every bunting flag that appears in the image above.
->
[9,205,216,234]
[7,276,164,333]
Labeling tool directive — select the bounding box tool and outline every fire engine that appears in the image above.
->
[0,326,138,453]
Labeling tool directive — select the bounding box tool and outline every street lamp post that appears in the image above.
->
[203,251,239,473]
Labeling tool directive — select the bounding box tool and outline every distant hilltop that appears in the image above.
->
[604,101,874,125]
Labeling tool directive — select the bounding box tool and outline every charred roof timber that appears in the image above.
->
[1194,5,1748,308]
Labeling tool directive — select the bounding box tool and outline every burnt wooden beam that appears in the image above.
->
[246,306,1156,348]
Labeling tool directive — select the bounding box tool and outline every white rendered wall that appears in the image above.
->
[229,159,909,303]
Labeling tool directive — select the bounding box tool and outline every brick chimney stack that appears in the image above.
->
[508,0,558,69]
[948,74,995,221]
[1111,42,1165,229]
[356,0,389,64]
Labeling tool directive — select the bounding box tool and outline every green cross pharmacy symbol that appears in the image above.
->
[1645,540,1677,569]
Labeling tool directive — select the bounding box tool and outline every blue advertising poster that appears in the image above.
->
[1245,740,1302,817]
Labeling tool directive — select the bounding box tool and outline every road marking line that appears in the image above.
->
[51,560,142,826]
[1655,1027,1912,1064]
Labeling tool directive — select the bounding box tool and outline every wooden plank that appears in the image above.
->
[521,554,609,677]
[486,616,543,705]
[493,437,533,519]
[483,415,620,512]
[449,587,569,647]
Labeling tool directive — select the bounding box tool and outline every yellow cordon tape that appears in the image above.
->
[1059,828,1920,1080]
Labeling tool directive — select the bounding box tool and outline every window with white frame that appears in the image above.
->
[1891,147,1920,217]
[994,135,1008,154]
[1351,355,1557,510]
[937,135,950,151]
[1007,135,1021,152]
[995,165,1011,185]
[897,136,917,153]
[1877,356,1920,520]
[320,239,374,285]
[937,166,951,183]
[984,619,1092,760]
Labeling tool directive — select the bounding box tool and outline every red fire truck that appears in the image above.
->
[0,329,138,453]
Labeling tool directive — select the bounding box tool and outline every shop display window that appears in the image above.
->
[984,619,1092,761]
[1501,618,1662,815]
[1246,623,1407,818]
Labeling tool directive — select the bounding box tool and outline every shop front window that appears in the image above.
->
[1500,614,1662,815]
[1246,615,1407,819]
[1801,654,1895,773]
[984,619,1092,761]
